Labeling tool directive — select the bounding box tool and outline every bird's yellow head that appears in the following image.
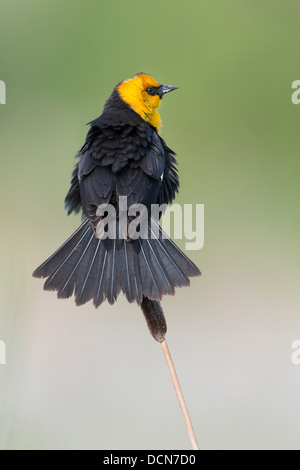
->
[117,73,178,131]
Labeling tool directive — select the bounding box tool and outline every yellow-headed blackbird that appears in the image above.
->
[33,73,200,308]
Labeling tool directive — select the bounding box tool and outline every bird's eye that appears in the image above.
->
[146,87,156,95]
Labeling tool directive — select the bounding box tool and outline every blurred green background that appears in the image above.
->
[0,0,299,450]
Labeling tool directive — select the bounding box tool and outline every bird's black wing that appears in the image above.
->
[157,137,179,206]
[64,152,82,215]
[116,127,166,209]
[66,116,168,233]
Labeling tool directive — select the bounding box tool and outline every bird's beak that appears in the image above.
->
[158,84,179,98]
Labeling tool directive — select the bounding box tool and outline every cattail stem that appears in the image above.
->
[141,297,199,450]
[161,339,199,451]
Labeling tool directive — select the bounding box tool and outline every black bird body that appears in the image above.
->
[33,73,200,307]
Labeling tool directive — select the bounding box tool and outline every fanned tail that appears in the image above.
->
[33,219,200,307]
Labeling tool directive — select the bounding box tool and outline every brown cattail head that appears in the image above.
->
[141,297,167,342]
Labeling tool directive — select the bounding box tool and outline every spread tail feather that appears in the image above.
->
[33,220,200,307]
